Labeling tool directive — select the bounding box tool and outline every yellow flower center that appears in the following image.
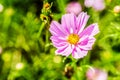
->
[67,34,80,45]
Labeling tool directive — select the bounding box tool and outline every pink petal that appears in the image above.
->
[77,12,90,34]
[55,44,73,57]
[61,13,77,34]
[50,36,67,48]
[50,36,66,42]
[80,23,99,37]
[78,36,96,50]
[81,49,88,56]
[53,42,67,48]
[49,21,66,36]
[72,47,88,59]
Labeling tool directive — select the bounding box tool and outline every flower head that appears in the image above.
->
[84,0,105,11]
[86,68,108,80]
[66,2,82,15]
[49,12,99,59]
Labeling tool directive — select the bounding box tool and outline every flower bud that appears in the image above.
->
[113,5,120,13]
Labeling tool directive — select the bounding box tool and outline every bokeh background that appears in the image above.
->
[0,0,120,80]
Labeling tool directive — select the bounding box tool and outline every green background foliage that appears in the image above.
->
[0,0,120,80]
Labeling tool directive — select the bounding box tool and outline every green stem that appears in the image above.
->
[45,30,49,51]
[45,30,49,44]
[37,22,45,39]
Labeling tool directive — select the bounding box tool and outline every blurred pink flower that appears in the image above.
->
[86,68,108,80]
[49,12,99,59]
[66,2,82,15]
[84,0,105,11]
[0,46,2,54]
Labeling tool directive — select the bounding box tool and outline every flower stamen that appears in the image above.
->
[67,34,80,45]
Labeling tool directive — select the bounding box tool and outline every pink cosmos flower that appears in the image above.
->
[66,2,82,15]
[84,0,105,11]
[49,12,99,59]
[86,68,108,80]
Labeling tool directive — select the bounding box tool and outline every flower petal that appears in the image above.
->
[49,21,66,36]
[50,36,67,48]
[77,12,90,34]
[72,47,88,59]
[78,37,96,50]
[55,44,73,57]
[61,13,77,34]
[80,23,99,37]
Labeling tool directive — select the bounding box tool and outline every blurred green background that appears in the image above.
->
[0,0,120,80]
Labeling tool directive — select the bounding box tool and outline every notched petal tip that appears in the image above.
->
[50,21,59,29]
[91,23,100,36]
[49,20,67,36]
[77,12,90,34]
[80,23,100,37]
[61,13,77,34]
[49,21,57,32]
[78,12,90,18]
